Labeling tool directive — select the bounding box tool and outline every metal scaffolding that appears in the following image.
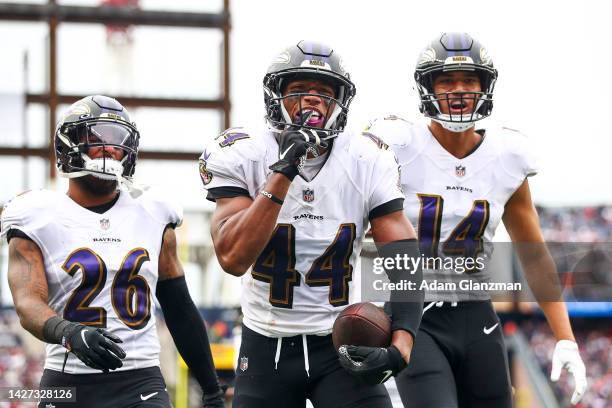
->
[0,0,231,178]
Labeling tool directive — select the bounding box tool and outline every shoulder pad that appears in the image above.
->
[363,118,429,166]
[216,127,251,147]
[362,131,390,150]
[201,126,267,166]
[363,115,415,148]
[492,126,539,179]
[1,190,59,238]
[340,129,397,164]
[212,127,266,160]
[199,126,269,191]
[135,188,184,228]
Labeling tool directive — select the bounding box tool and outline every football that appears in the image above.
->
[332,302,391,350]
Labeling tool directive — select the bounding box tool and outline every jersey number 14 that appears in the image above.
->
[418,194,490,260]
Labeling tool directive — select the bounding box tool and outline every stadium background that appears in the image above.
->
[0,0,610,407]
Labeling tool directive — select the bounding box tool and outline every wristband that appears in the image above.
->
[42,316,71,345]
[260,190,284,205]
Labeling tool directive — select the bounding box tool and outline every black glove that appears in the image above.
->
[338,344,407,385]
[62,323,126,371]
[269,128,326,181]
[201,384,227,408]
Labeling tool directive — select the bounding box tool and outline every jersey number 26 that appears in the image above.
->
[62,247,151,330]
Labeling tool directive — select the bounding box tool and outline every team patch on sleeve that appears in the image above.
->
[199,149,213,185]
[216,127,250,148]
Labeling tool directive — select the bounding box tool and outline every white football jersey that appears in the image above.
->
[365,117,538,302]
[1,189,182,373]
[200,126,403,337]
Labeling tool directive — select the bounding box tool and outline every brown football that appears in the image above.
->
[332,302,391,350]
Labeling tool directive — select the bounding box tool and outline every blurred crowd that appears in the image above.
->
[537,206,612,242]
[537,206,612,302]
[533,206,612,407]
[0,310,43,408]
[522,320,611,408]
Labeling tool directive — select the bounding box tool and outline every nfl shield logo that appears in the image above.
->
[303,188,314,202]
[100,218,110,230]
[455,165,466,177]
[239,356,248,372]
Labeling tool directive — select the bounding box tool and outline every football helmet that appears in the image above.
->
[263,40,356,139]
[55,95,139,182]
[415,33,498,132]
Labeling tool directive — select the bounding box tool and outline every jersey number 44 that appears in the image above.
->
[252,224,356,309]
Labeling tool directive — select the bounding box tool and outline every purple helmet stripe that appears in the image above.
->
[447,33,456,56]
[312,42,321,61]
[459,33,468,52]
[320,43,330,63]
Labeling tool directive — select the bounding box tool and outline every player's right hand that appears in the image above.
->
[62,323,126,371]
[338,344,407,385]
[201,384,227,408]
[269,127,326,181]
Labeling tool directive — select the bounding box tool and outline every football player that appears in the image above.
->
[365,33,588,407]
[200,41,424,407]
[1,95,225,407]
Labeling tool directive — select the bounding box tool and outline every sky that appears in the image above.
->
[0,0,611,208]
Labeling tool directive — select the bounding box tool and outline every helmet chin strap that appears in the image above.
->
[432,117,476,132]
[59,154,149,198]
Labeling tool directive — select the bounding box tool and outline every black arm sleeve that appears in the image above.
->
[206,186,250,202]
[6,229,33,243]
[378,239,424,340]
[368,198,404,221]
[156,276,221,395]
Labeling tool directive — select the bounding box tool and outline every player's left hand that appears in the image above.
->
[62,323,126,371]
[550,340,587,405]
[201,384,227,408]
[338,345,407,385]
